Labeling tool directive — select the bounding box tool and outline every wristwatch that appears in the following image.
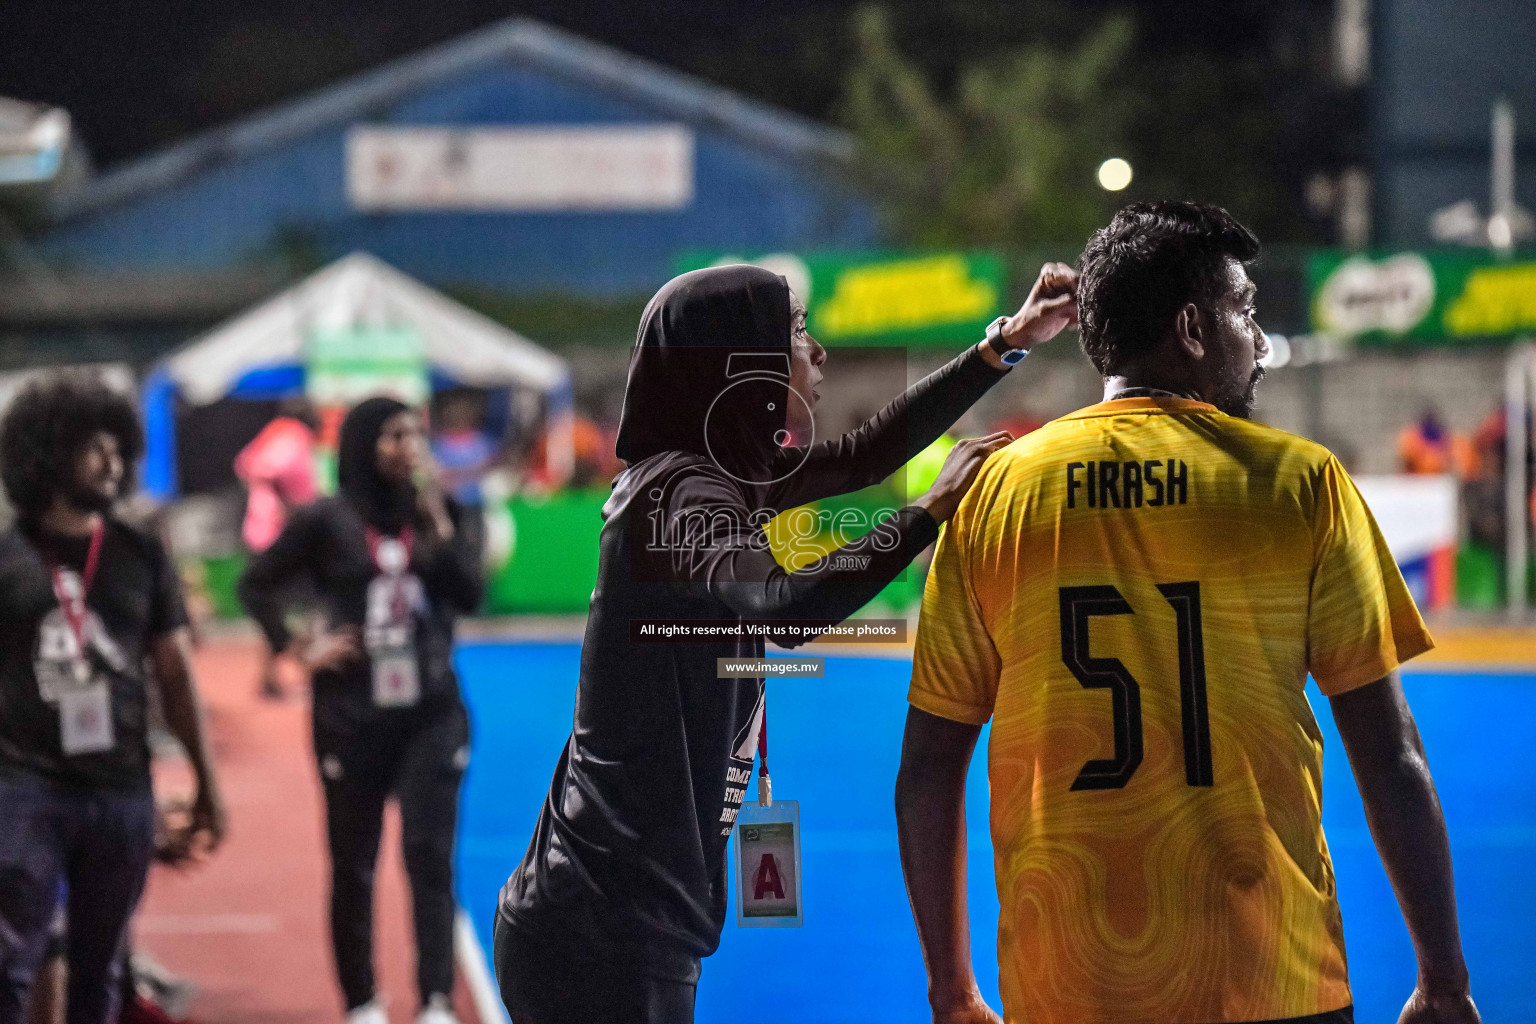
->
[985,316,1029,366]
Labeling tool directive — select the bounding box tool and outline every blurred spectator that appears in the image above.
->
[234,399,320,700]
[1465,404,1536,555]
[430,391,497,507]
[1464,407,1506,553]
[27,797,218,1024]
[569,415,623,488]
[522,412,621,490]
[1472,407,1508,481]
[1398,407,1477,477]
[235,399,319,552]
[0,372,224,1024]
[237,398,481,1024]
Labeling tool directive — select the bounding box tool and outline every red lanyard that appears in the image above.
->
[364,525,415,570]
[357,525,408,564]
[757,693,772,805]
[47,519,104,654]
[365,526,416,621]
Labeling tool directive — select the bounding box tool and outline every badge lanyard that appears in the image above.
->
[365,525,416,615]
[48,519,105,677]
[364,525,420,707]
[756,698,771,805]
[45,519,115,755]
[735,685,803,928]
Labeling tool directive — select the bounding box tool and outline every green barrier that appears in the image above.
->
[200,554,250,620]
[492,484,928,616]
[193,506,1513,620]
[193,485,930,619]
[1455,541,1501,611]
[190,493,611,619]
[487,490,608,614]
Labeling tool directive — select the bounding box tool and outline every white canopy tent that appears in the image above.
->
[142,252,573,496]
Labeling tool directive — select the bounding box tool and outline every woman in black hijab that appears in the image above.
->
[496,263,1077,1023]
[239,397,483,1024]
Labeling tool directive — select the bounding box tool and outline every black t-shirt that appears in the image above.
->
[0,518,188,791]
[500,345,1006,978]
[236,495,483,711]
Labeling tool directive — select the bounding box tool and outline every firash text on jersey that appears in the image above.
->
[1066,460,1188,509]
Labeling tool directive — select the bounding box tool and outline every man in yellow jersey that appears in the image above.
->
[897,202,1479,1024]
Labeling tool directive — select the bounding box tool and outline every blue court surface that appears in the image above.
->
[454,642,1534,1023]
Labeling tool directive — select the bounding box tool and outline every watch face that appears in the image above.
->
[1001,346,1028,365]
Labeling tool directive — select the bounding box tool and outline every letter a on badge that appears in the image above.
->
[753,853,785,900]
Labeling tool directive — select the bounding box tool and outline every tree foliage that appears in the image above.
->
[841,5,1137,248]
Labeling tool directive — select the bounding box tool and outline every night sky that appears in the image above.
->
[1,1,1323,168]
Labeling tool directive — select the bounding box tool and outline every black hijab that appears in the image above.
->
[614,265,793,488]
[337,396,415,532]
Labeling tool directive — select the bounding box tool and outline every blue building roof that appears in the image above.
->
[35,17,879,297]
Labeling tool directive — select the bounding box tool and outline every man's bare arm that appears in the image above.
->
[896,706,1000,1024]
[1330,672,1478,1024]
[151,628,227,855]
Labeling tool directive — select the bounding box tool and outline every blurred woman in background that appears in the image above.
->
[238,398,482,1024]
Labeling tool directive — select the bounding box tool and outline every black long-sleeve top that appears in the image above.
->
[500,344,1009,978]
[237,496,483,708]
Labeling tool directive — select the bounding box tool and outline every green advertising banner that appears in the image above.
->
[303,326,430,490]
[1309,250,1536,343]
[199,489,926,618]
[676,251,1006,345]
[304,326,430,406]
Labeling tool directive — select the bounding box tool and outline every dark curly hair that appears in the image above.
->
[1077,201,1260,376]
[0,371,144,521]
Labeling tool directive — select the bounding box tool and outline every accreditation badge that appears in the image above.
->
[59,678,114,755]
[371,646,420,707]
[364,539,423,709]
[40,524,113,753]
[734,798,803,928]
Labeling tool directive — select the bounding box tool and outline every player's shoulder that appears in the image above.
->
[608,451,752,522]
[1003,406,1337,473]
[651,453,747,506]
[987,414,1093,469]
[1209,416,1339,473]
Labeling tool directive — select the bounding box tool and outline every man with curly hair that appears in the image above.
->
[0,372,225,1024]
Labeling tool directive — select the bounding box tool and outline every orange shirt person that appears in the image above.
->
[1398,411,1477,478]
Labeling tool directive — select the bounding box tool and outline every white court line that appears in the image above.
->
[456,908,510,1024]
[135,913,280,935]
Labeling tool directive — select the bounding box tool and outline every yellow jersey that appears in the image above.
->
[909,397,1433,1024]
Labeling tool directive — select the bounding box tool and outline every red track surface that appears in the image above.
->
[138,637,481,1024]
